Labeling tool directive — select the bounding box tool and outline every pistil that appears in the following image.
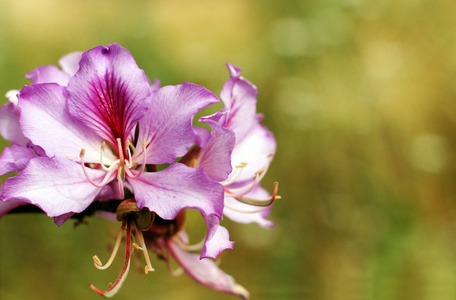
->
[89,221,133,298]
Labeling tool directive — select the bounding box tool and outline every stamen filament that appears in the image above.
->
[133,222,155,274]
[224,201,271,213]
[220,162,248,186]
[104,159,121,171]
[126,139,147,179]
[80,149,117,187]
[224,164,270,198]
[93,225,125,270]
[234,182,280,207]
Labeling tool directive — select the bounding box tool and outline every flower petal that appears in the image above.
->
[193,126,211,148]
[58,51,82,77]
[127,163,224,220]
[54,212,74,226]
[220,63,258,142]
[53,185,115,226]
[0,184,29,218]
[26,66,71,86]
[0,200,28,218]
[134,82,219,164]
[226,62,242,78]
[1,156,112,217]
[200,214,234,259]
[18,83,105,162]
[166,236,249,299]
[196,112,235,182]
[230,123,276,182]
[67,43,151,148]
[0,144,35,176]
[0,100,29,146]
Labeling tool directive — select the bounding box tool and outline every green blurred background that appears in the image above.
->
[2,0,456,299]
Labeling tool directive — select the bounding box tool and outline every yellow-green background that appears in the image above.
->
[2,0,456,299]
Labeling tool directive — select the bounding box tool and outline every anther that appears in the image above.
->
[236,162,248,168]
[93,255,102,266]
[132,243,142,250]
[254,168,266,176]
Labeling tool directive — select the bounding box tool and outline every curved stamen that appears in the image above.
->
[133,221,155,274]
[104,159,121,171]
[224,201,273,214]
[234,182,280,207]
[224,170,263,199]
[224,161,272,198]
[220,162,248,186]
[89,221,133,298]
[80,149,117,187]
[93,224,125,270]
[125,139,147,179]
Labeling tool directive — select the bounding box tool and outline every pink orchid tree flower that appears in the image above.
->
[0,44,236,296]
[186,63,279,228]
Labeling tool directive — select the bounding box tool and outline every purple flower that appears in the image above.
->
[187,63,279,228]
[0,47,275,298]
[0,45,233,292]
